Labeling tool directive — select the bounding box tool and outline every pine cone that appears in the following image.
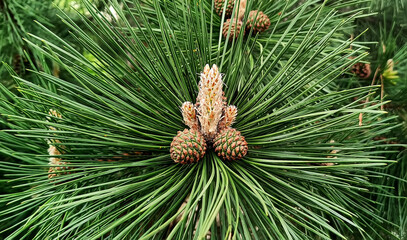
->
[223,19,243,39]
[350,62,371,79]
[215,0,235,17]
[246,10,270,33]
[213,128,248,161]
[170,129,207,164]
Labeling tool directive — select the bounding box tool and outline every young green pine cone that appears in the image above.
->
[383,59,399,83]
[215,0,235,17]
[223,19,244,39]
[213,128,248,161]
[170,129,207,164]
[246,10,271,33]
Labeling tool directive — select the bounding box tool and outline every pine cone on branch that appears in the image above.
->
[214,0,235,18]
[246,10,271,33]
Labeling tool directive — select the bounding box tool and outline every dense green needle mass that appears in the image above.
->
[0,0,403,239]
[345,1,407,239]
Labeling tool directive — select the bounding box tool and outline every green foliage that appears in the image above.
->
[346,1,407,238]
[0,0,404,239]
[0,0,54,78]
[374,150,407,240]
[0,0,96,92]
[370,0,405,13]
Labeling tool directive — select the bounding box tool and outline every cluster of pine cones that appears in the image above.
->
[170,64,248,164]
[215,0,271,39]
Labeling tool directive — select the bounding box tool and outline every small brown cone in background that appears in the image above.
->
[215,0,235,18]
[223,19,244,39]
[170,129,207,164]
[350,62,371,79]
[213,128,248,161]
[246,10,271,33]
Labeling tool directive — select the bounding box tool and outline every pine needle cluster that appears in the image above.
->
[0,0,404,239]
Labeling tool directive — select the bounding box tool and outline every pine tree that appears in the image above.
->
[0,0,403,239]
